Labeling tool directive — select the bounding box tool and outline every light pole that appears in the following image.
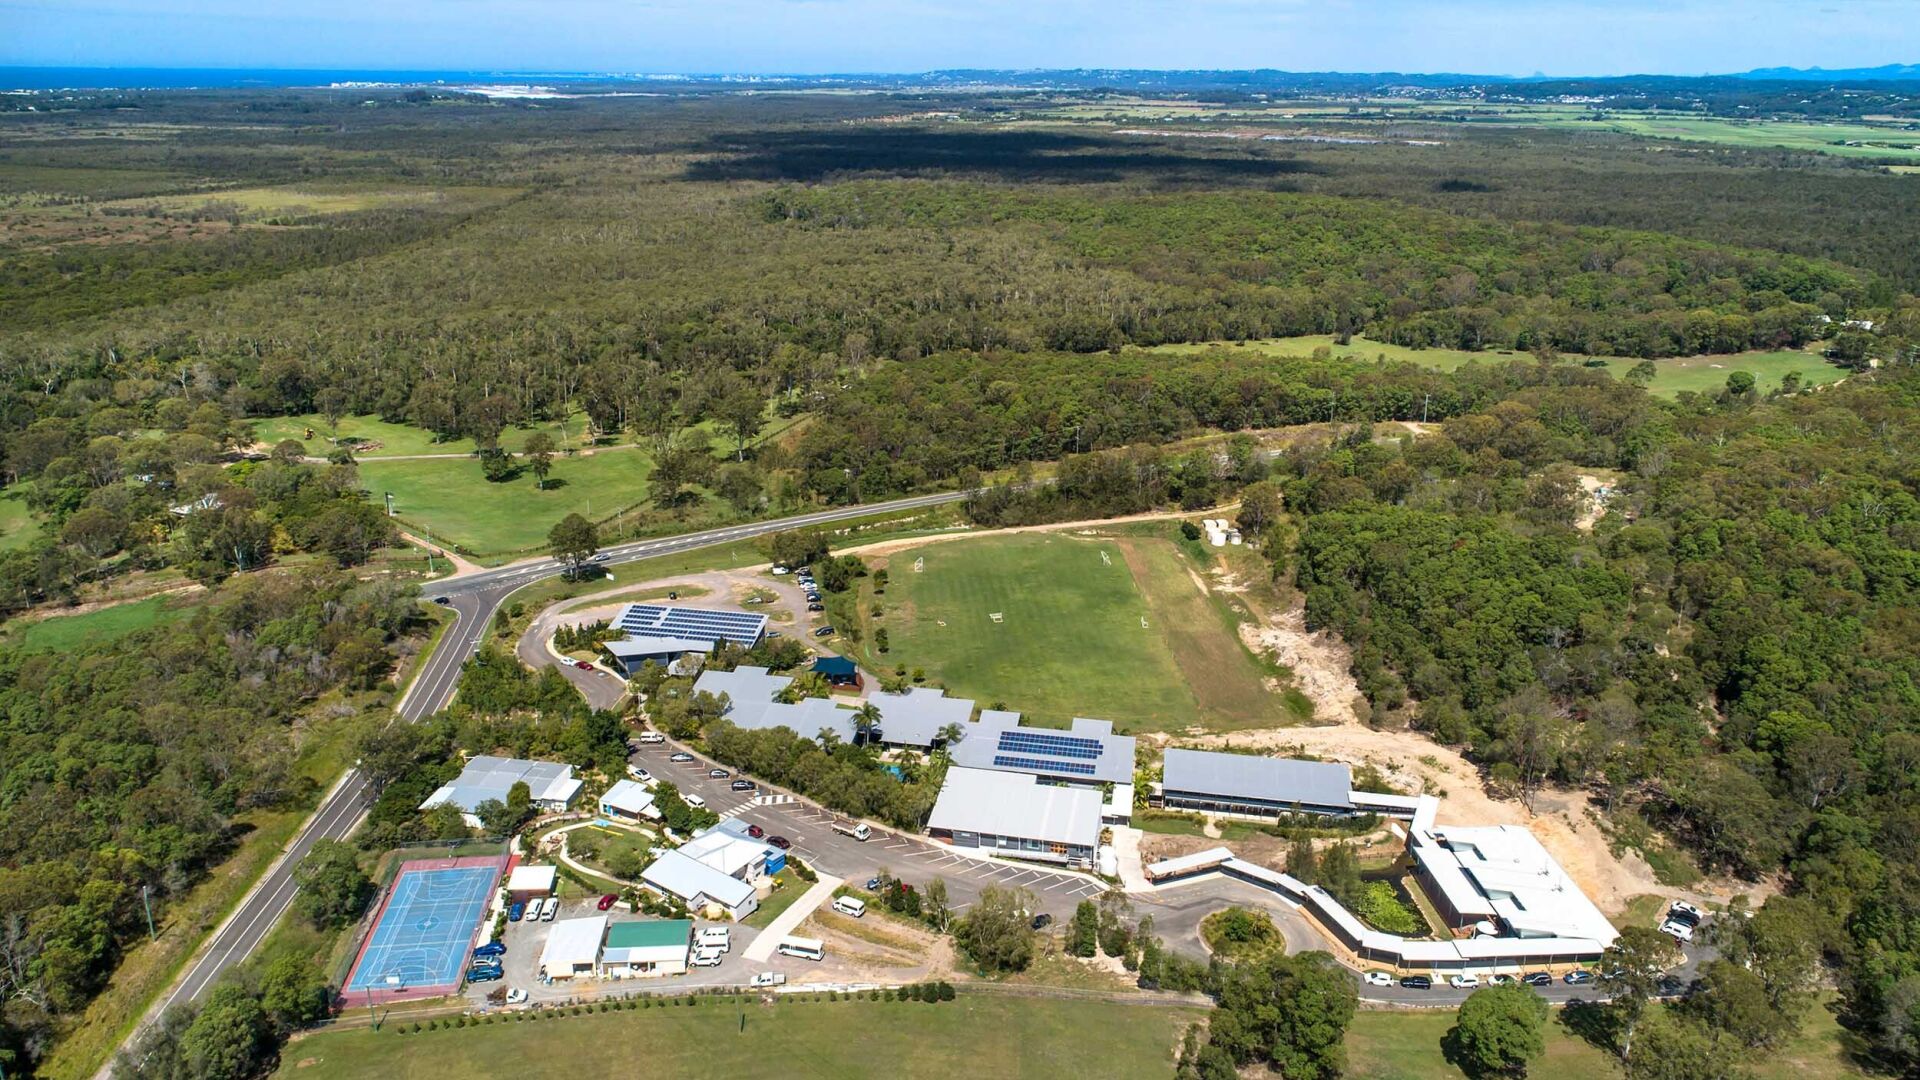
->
[141,884,156,942]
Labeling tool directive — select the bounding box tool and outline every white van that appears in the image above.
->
[691,947,723,968]
[539,897,559,922]
[683,793,706,808]
[697,927,731,953]
[637,731,666,744]
[831,896,867,918]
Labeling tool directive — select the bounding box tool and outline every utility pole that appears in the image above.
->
[141,884,156,942]
[384,491,394,516]
[1421,393,1431,424]
[424,527,437,575]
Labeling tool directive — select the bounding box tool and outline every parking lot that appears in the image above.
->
[628,742,1111,921]
[463,895,776,1008]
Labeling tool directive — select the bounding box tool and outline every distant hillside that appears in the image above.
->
[1734,62,1920,82]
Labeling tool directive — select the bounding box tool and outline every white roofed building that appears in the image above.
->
[538,915,607,980]
[419,755,583,828]
[926,767,1102,868]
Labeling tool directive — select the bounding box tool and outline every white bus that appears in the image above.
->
[777,936,825,961]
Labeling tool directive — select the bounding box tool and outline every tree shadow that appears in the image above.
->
[536,477,569,491]
[1559,998,1616,1055]
[680,127,1327,187]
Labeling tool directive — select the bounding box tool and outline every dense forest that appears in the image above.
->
[1269,368,1920,1071]
[0,572,420,1067]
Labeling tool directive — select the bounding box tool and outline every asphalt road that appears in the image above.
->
[117,488,973,1064]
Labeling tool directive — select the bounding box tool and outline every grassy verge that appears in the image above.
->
[275,994,1203,1079]
[0,485,41,551]
[742,869,808,929]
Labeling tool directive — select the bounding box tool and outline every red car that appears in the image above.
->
[596,893,619,911]
[746,824,765,839]
[575,660,595,671]
[768,836,792,850]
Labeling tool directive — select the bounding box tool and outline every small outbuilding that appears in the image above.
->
[810,654,862,690]
[598,919,693,978]
[600,779,659,822]
[505,864,558,902]
[538,914,608,981]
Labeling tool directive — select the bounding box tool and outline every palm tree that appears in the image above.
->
[935,722,964,749]
[853,702,883,746]
[817,726,842,752]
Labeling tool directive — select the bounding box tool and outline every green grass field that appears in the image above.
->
[275,996,1202,1079]
[1345,996,1869,1079]
[252,412,599,459]
[1577,115,1920,161]
[0,488,42,551]
[2,594,195,653]
[871,532,1283,732]
[358,450,653,556]
[1146,336,1846,398]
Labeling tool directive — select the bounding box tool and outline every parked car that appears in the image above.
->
[1523,972,1554,986]
[540,897,559,922]
[466,964,503,983]
[747,824,765,839]
[670,752,695,762]
[814,627,836,638]
[473,942,506,959]
[1363,971,1394,987]
[1659,919,1695,943]
[768,835,792,850]
[1488,974,1516,986]
[1030,913,1053,930]
[432,596,451,605]
[505,987,528,1004]
[698,927,732,952]
[597,894,619,911]
[637,731,666,744]
[574,660,594,670]
[864,877,882,891]
[745,596,766,605]
[708,768,730,779]
[1449,974,1481,989]
[1564,970,1595,985]
[683,793,707,808]
[771,566,790,575]
[627,765,653,783]
[730,779,756,791]
[1399,976,1433,990]
[691,947,724,968]
[807,603,825,612]
[508,901,527,922]
[1668,901,1706,925]
[750,971,787,989]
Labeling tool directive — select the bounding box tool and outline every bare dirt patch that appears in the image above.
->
[1236,605,1362,725]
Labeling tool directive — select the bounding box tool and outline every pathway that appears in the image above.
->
[742,875,843,962]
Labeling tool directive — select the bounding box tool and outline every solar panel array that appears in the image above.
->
[615,604,767,646]
[993,754,1098,777]
[996,730,1104,760]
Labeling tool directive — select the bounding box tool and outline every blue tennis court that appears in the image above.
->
[345,862,499,994]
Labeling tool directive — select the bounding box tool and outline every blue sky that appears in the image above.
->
[4,0,1917,76]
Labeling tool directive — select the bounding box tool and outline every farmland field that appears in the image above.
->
[357,449,654,557]
[1147,336,1847,397]
[272,995,1203,1079]
[869,531,1286,732]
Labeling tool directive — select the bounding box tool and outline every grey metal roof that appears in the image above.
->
[606,635,710,659]
[1161,749,1353,809]
[421,755,578,812]
[724,697,857,744]
[948,715,1136,784]
[692,666,793,704]
[868,688,974,747]
[641,849,755,908]
[927,767,1102,848]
